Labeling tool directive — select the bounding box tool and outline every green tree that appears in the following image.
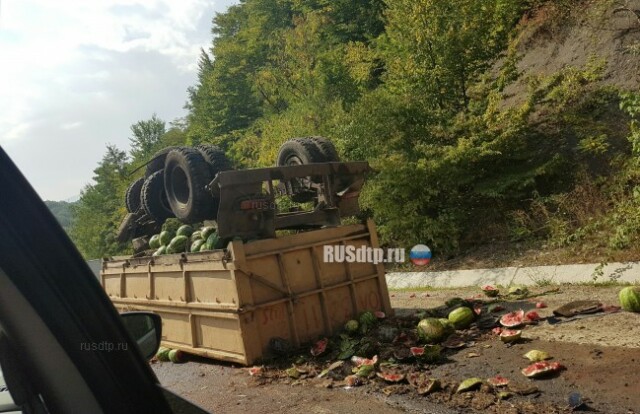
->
[129,114,166,160]
[71,145,129,259]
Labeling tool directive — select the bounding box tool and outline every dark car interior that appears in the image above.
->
[0,147,208,413]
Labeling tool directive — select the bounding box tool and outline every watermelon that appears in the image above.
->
[344,320,359,334]
[199,243,208,252]
[487,375,509,387]
[619,286,640,312]
[168,349,185,363]
[310,338,329,357]
[205,232,220,250]
[176,225,194,237]
[376,372,405,383]
[159,231,173,246]
[521,361,565,378]
[523,350,550,362]
[191,230,202,241]
[417,378,440,395]
[525,310,541,321]
[448,307,474,329]
[499,329,522,343]
[201,226,217,241]
[411,345,441,362]
[456,378,483,393]
[149,234,161,249]
[355,364,375,378]
[438,318,456,335]
[152,245,167,256]
[167,235,188,254]
[417,318,446,343]
[156,347,170,361]
[499,310,525,328]
[191,239,205,253]
[351,355,378,367]
[481,285,499,297]
[359,311,377,326]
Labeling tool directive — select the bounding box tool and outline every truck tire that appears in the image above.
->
[277,138,326,202]
[145,146,181,177]
[309,136,353,191]
[164,147,215,223]
[140,170,174,222]
[125,177,144,213]
[276,138,326,167]
[309,136,340,162]
[195,144,233,176]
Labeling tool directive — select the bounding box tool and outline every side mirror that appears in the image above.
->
[121,312,162,360]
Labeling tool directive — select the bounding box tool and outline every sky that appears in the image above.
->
[0,0,237,201]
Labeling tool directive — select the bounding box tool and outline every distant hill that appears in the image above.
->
[44,200,76,232]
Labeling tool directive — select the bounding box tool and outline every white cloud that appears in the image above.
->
[0,0,238,199]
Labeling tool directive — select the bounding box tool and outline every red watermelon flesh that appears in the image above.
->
[500,310,525,327]
[521,361,565,378]
[487,375,509,386]
[351,355,378,367]
[525,311,541,321]
[410,347,425,356]
[377,372,405,383]
[311,337,329,356]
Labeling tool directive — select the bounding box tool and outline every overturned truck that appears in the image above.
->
[105,137,394,364]
[117,137,369,250]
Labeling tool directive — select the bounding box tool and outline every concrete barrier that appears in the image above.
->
[385,261,640,289]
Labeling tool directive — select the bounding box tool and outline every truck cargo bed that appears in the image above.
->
[101,220,393,365]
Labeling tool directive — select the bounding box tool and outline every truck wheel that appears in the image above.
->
[309,136,353,191]
[140,170,174,222]
[164,148,215,223]
[125,177,144,213]
[145,146,181,177]
[277,138,327,202]
[309,136,340,162]
[195,144,233,176]
[276,138,326,167]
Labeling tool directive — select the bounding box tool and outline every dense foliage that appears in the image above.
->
[71,0,640,261]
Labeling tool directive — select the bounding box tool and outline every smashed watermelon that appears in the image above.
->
[310,338,329,357]
[499,329,522,343]
[487,375,509,387]
[481,285,499,297]
[499,309,525,328]
[521,361,565,378]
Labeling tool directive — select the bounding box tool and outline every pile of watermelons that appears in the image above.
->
[148,221,226,256]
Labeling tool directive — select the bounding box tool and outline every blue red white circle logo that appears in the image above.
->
[409,244,432,266]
